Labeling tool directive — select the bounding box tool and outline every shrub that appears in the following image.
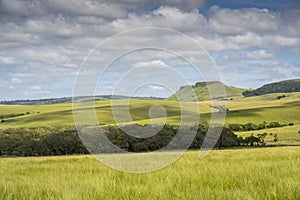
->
[228,124,242,131]
[242,123,257,131]
[277,95,286,100]
[244,135,260,146]
[273,134,279,143]
[257,123,266,130]
[267,122,281,128]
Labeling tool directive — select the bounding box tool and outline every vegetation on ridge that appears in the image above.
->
[243,79,300,97]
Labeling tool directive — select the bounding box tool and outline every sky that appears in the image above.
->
[1,0,300,100]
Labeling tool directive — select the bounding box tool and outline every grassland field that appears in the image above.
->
[1,92,300,125]
[0,147,299,200]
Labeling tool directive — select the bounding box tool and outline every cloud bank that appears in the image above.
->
[0,0,300,99]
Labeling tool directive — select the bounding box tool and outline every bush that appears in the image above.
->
[267,122,281,128]
[257,123,266,130]
[216,127,240,149]
[228,124,242,131]
[244,135,260,146]
[277,95,286,100]
[242,123,257,131]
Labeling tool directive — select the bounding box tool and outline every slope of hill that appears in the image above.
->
[167,81,245,101]
[3,92,300,128]
[243,79,300,97]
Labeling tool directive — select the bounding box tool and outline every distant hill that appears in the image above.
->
[1,95,164,105]
[243,79,300,97]
[167,81,245,101]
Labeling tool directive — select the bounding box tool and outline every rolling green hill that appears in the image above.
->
[243,79,300,97]
[166,81,245,101]
[1,92,300,127]
[1,82,300,145]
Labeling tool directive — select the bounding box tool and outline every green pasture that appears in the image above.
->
[1,92,300,128]
[0,147,299,200]
[236,124,300,145]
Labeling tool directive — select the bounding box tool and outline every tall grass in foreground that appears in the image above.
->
[0,147,299,200]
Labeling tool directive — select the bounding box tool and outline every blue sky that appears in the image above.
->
[0,0,300,100]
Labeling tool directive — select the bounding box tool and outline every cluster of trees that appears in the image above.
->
[242,133,279,146]
[0,126,88,156]
[228,121,288,132]
[0,122,285,157]
[242,79,300,97]
[0,123,242,157]
[0,112,30,119]
[97,124,240,152]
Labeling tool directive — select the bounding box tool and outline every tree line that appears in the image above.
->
[227,121,291,132]
[0,123,274,157]
[0,112,31,123]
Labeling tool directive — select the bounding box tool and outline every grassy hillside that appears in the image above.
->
[243,79,300,97]
[224,92,300,125]
[1,92,300,127]
[0,147,299,199]
[167,81,245,101]
[236,124,300,145]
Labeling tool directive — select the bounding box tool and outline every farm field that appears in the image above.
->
[0,147,299,200]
